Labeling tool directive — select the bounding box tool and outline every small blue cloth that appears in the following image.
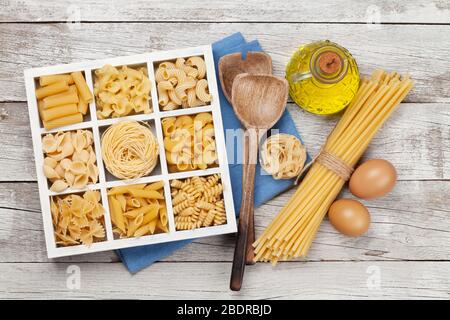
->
[116,33,307,273]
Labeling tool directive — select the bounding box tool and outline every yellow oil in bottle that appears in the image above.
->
[286,40,360,115]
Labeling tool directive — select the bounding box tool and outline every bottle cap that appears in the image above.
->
[318,51,342,74]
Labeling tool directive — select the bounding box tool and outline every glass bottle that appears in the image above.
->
[286,40,360,115]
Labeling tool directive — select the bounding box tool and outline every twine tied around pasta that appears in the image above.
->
[295,147,354,184]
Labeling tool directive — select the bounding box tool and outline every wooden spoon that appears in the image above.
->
[219,52,272,264]
[230,74,288,291]
[219,52,273,103]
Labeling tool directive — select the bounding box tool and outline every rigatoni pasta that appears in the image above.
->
[108,181,168,238]
[155,56,211,110]
[94,64,152,119]
[35,72,92,130]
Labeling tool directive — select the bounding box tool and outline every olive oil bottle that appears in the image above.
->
[286,40,360,115]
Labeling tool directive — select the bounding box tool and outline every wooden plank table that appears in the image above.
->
[0,0,449,299]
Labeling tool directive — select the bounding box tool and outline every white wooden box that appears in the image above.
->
[24,45,237,258]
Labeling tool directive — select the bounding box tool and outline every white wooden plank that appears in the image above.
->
[1,102,448,181]
[0,23,449,102]
[0,0,449,23]
[1,180,449,263]
[1,261,449,299]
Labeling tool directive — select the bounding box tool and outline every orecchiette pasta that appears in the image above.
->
[162,113,218,172]
[51,190,106,246]
[107,181,168,238]
[94,64,152,119]
[155,56,211,110]
[260,133,307,180]
[170,174,226,230]
[42,130,99,192]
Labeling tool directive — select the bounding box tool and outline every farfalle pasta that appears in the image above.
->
[155,56,212,110]
[51,190,106,246]
[171,174,226,230]
[162,113,217,172]
[108,181,168,238]
[94,64,152,119]
[42,130,99,192]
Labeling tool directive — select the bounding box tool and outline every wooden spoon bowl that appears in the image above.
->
[219,52,273,103]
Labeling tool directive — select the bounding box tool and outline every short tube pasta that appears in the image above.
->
[35,72,92,130]
[71,71,93,103]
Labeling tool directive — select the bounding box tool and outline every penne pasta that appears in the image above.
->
[108,182,167,239]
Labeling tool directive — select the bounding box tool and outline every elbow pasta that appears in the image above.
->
[94,64,152,119]
[170,174,226,230]
[42,129,99,192]
[108,181,168,238]
[162,113,218,172]
[155,56,212,110]
[51,190,106,246]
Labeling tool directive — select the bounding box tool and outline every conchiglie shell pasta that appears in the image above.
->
[73,149,90,163]
[44,157,58,169]
[73,174,89,189]
[69,161,87,175]
[59,158,72,170]
[50,180,69,192]
[42,130,98,192]
[54,164,65,178]
[43,165,60,179]
[64,170,75,186]
[42,134,58,153]
[87,162,99,183]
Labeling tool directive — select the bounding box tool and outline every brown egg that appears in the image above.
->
[349,159,397,200]
[328,199,370,237]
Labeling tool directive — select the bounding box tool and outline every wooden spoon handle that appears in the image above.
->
[243,133,255,265]
[230,129,259,291]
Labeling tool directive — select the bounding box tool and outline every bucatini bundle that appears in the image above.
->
[253,69,413,264]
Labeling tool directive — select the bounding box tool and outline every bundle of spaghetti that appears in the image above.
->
[253,70,413,265]
[101,121,159,180]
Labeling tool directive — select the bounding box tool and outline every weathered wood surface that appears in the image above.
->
[0,23,449,102]
[1,262,450,299]
[1,0,449,23]
[1,103,449,181]
[1,180,449,263]
[1,0,449,300]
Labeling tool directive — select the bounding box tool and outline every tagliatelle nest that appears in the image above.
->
[260,133,306,180]
[101,121,159,180]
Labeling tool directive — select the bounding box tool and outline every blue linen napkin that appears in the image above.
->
[116,33,307,273]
